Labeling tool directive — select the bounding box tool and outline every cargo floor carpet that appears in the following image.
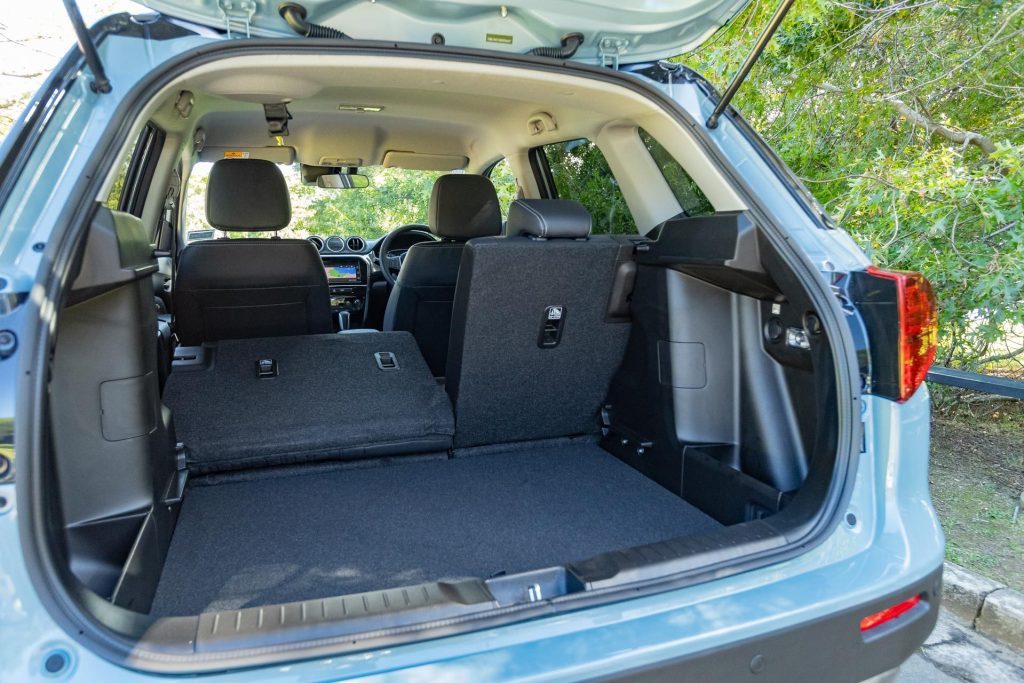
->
[151,441,721,615]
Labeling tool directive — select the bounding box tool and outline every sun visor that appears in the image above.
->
[382,151,468,172]
[198,147,296,164]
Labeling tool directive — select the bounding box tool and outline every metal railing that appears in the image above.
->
[927,366,1024,400]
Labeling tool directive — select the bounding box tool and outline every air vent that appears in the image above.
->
[346,236,366,253]
[306,235,324,252]
[324,236,345,253]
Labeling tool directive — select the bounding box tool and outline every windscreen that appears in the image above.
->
[184,162,443,242]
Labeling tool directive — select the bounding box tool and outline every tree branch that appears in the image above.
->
[975,345,1024,367]
[885,97,996,155]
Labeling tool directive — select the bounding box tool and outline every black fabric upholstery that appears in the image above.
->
[150,439,720,614]
[384,175,501,375]
[427,174,502,239]
[163,332,455,473]
[206,159,291,231]
[506,198,592,238]
[383,241,465,376]
[174,238,332,345]
[446,234,632,447]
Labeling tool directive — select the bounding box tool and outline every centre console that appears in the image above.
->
[322,256,370,324]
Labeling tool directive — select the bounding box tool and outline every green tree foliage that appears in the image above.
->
[295,167,442,240]
[104,149,133,211]
[683,0,1024,367]
[185,163,523,242]
[489,158,520,215]
[185,164,443,240]
[546,139,638,234]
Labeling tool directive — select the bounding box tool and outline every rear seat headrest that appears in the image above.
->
[506,199,591,239]
[206,159,291,231]
[429,174,502,240]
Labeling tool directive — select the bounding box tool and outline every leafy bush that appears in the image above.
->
[683,0,1024,367]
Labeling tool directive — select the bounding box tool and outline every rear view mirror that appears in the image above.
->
[317,173,370,189]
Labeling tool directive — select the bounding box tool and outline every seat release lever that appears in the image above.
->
[538,305,566,348]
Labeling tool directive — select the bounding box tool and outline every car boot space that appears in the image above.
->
[154,325,725,617]
[47,195,833,626]
[36,131,843,666]
[150,440,721,616]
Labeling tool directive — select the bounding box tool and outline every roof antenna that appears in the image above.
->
[60,0,112,93]
[705,0,797,128]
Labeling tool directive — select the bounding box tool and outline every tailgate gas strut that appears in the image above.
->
[61,0,112,93]
[705,0,797,128]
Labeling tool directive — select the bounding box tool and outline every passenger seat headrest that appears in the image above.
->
[506,199,591,239]
[428,174,502,240]
[206,159,291,231]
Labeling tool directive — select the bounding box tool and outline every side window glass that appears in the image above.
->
[104,143,137,211]
[184,162,217,242]
[487,158,519,217]
[639,129,715,217]
[541,138,637,235]
[104,124,165,219]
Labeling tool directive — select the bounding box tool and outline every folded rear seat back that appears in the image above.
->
[164,331,454,473]
[445,199,633,448]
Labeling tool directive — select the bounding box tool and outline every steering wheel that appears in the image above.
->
[376,223,435,287]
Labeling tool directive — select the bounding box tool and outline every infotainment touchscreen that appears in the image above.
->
[325,264,359,281]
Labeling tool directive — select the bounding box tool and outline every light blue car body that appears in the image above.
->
[0,24,943,682]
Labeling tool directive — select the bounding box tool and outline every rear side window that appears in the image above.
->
[105,123,165,219]
[540,138,637,235]
[104,153,133,212]
[487,157,519,217]
[639,129,714,217]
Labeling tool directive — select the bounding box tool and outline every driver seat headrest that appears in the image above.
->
[428,174,502,241]
[206,159,291,231]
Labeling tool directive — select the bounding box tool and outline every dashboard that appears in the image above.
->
[305,232,433,257]
[304,236,376,322]
[305,231,435,329]
[319,253,370,320]
[306,234,375,256]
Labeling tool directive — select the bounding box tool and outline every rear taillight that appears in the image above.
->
[860,594,922,632]
[851,267,938,402]
[864,267,938,401]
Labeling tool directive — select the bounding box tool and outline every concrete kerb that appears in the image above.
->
[942,561,1024,652]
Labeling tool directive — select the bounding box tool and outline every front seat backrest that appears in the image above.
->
[383,174,502,376]
[446,199,633,448]
[174,159,332,345]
